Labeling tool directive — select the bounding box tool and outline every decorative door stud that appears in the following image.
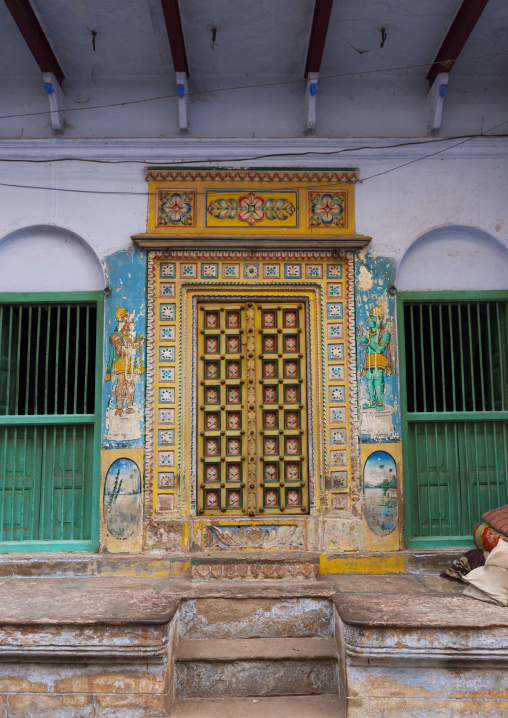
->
[197,302,308,515]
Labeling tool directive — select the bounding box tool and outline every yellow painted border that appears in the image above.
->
[148,180,356,236]
[152,255,352,536]
[319,553,405,574]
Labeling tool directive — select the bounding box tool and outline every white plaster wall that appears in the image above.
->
[0,138,506,279]
[0,76,506,139]
[0,225,105,291]
[396,226,508,291]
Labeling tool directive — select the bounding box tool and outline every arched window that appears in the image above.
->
[397,226,508,547]
[0,226,104,550]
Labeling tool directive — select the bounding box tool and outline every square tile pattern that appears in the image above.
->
[154,257,349,512]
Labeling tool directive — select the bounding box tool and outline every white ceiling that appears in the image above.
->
[0,0,506,138]
[1,0,506,81]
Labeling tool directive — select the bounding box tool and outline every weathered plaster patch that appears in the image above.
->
[144,520,185,552]
[322,516,364,552]
[357,262,374,291]
[202,522,306,551]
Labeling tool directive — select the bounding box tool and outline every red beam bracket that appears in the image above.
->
[305,0,334,77]
[427,0,490,87]
[5,0,65,84]
[160,0,189,77]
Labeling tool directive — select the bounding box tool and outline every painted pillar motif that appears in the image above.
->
[100,247,147,552]
[356,251,402,551]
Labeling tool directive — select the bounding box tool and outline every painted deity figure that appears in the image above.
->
[359,306,392,411]
[106,306,144,416]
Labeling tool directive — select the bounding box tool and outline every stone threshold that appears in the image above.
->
[0,548,467,578]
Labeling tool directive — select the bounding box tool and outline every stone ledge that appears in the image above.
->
[0,583,180,626]
[0,629,173,660]
[0,549,474,579]
[132,235,371,250]
[175,637,337,661]
[171,580,334,598]
[334,593,508,664]
[0,585,180,660]
[0,553,191,578]
[334,592,508,629]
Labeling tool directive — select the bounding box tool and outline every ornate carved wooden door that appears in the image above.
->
[197,301,308,516]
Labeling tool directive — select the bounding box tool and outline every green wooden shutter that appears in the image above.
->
[398,292,508,547]
[0,293,103,551]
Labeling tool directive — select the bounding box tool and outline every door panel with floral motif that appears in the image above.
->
[197,302,308,516]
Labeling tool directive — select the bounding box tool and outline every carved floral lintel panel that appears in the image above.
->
[207,193,296,226]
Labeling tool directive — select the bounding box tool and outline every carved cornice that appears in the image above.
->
[132,236,371,250]
[145,167,359,183]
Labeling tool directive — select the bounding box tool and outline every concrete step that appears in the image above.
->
[176,636,337,661]
[175,637,338,698]
[170,695,342,717]
[180,597,333,639]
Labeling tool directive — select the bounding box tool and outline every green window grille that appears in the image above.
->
[0,292,103,551]
[398,291,508,547]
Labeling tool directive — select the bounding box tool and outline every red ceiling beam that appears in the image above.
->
[4,0,65,84]
[160,0,189,77]
[427,0,490,87]
[305,0,334,77]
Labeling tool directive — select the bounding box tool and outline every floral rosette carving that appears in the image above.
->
[309,192,346,227]
[207,193,295,226]
[158,191,194,226]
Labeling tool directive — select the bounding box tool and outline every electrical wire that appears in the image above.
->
[0,48,506,122]
[0,134,506,165]
[0,124,506,194]
[359,119,508,182]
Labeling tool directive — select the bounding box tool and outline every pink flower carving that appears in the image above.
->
[238,193,265,225]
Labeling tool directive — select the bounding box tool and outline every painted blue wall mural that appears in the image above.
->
[363,450,398,536]
[356,251,401,441]
[104,458,142,539]
[102,246,146,447]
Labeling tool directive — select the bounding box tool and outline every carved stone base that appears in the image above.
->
[191,554,319,581]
